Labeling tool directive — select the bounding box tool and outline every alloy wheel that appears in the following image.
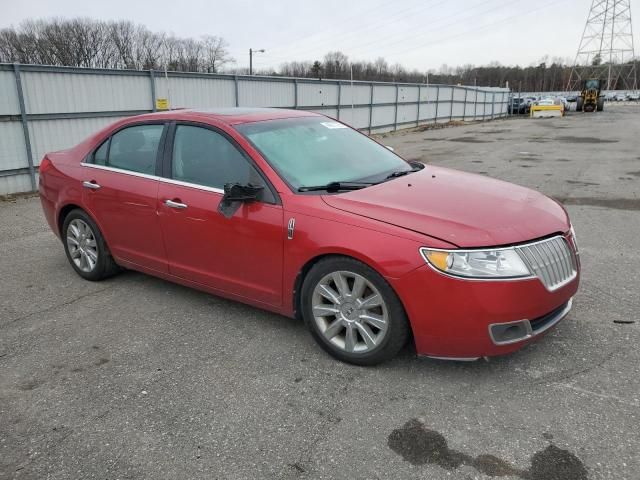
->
[311,270,389,354]
[66,219,98,273]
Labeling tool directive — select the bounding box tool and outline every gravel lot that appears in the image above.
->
[1,104,639,480]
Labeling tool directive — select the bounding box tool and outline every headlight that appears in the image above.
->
[420,247,532,279]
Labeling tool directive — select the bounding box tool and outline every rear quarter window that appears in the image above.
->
[108,125,163,175]
[93,139,109,166]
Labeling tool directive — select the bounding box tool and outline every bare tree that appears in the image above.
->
[201,35,233,73]
[276,50,579,91]
[323,51,349,78]
[0,18,234,73]
[0,18,586,90]
[110,21,137,69]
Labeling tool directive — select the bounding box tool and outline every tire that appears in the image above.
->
[300,257,410,366]
[596,98,604,112]
[576,98,583,112]
[62,209,120,281]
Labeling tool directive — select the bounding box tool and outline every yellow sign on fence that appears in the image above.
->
[156,98,169,110]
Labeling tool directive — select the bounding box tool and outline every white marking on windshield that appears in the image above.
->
[320,122,348,129]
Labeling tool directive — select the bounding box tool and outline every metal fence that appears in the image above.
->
[0,63,510,195]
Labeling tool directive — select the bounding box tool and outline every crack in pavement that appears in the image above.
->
[553,383,640,408]
[4,285,114,327]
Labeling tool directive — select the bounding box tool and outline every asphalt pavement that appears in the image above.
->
[1,104,639,479]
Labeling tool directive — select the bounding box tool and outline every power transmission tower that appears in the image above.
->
[566,0,637,91]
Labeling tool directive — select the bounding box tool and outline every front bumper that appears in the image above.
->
[488,299,572,346]
[391,260,580,359]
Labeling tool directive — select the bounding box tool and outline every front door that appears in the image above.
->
[157,124,283,306]
[82,123,167,272]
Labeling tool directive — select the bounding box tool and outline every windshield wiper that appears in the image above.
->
[384,161,425,180]
[385,170,411,179]
[298,181,373,192]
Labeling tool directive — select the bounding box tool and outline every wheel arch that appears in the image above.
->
[57,203,84,237]
[57,204,112,255]
[293,253,334,320]
[291,251,409,325]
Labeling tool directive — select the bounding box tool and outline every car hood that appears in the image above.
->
[321,166,569,248]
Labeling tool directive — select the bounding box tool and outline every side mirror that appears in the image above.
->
[218,183,264,218]
[222,182,263,202]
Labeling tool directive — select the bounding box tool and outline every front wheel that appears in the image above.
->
[301,257,410,365]
[62,209,120,281]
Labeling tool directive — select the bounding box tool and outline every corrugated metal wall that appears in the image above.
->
[0,63,510,195]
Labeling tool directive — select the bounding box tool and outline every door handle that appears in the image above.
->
[165,199,188,209]
[82,180,101,190]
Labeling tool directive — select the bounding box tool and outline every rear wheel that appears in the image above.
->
[62,209,119,281]
[576,97,584,112]
[596,98,604,111]
[301,257,410,365]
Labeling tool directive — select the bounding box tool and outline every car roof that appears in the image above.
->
[131,107,322,126]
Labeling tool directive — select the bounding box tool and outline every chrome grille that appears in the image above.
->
[516,236,577,291]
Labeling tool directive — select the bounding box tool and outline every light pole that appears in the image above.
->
[249,48,265,75]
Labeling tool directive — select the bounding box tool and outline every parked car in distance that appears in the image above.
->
[534,97,563,108]
[39,108,580,365]
[508,97,530,114]
[627,92,640,101]
[606,92,627,101]
[566,95,578,102]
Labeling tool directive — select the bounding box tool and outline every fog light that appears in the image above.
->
[489,320,531,345]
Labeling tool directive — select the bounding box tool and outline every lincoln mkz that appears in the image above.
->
[39,108,580,365]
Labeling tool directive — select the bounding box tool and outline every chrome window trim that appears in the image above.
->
[80,162,224,194]
[170,121,280,204]
[159,176,224,194]
[80,162,158,181]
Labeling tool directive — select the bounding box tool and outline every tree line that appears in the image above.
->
[0,18,234,72]
[277,52,592,92]
[2,18,635,91]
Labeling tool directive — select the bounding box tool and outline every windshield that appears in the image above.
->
[235,117,410,191]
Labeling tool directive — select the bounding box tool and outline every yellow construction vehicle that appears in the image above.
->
[576,79,604,112]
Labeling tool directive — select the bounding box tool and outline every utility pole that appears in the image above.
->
[566,0,637,91]
[249,48,265,75]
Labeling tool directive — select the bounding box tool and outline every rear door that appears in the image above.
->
[81,122,168,272]
[157,123,284,306]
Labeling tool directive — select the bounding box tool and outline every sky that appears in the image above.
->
[2,0,639,72]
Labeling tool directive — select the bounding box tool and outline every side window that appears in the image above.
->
[172,125,272,201]
[93,139,109,166]
[106,125,163,174]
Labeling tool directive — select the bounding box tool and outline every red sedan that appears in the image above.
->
[39,108,580,365]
